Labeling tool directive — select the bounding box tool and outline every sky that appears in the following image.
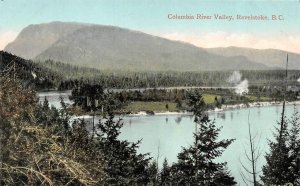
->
[0,0,300,53]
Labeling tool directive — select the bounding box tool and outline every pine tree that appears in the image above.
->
[171,90,236,185]
[288,106,300,185]
[261,54,295,185]
[261,114,292,185]
[147,160,159,185]
[97,112,151,185]
[160,158,171,185]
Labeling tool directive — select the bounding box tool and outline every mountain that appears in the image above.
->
[206,47,300,70]
[3,22,278,71]
[34,24,269,71]
[5,22,89,59]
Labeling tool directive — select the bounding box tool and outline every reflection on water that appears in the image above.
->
[174,116,182,124]
[217,112,226,120]
[119,105,300,185]
[42,91,299,185]
[257,107,261,117]
[276,106,279,115]
[37,91,72,108]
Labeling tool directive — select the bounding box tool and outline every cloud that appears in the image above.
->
[160,31,300,54]
[0,31,18,50]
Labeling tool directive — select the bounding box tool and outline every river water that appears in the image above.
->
[38,91,300,184]
[120,105,299,184]
[37,90,72,108]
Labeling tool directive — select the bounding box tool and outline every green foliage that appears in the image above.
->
[0,51,62,90]
[0,76,105,185]
[288,107,300,185]
[0,75,153,185]
[42,59,300,91]
[261,117,292,185]
[261,106,300,185]
[70,83,122,113]
[96,113,151,185]
[123,101,177,113]
[168,90,236,185]
[159,159,172,185]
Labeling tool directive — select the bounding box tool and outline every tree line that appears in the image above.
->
[0,51,62,90]
[1,74,299,185]
[43,59,300,90]
[1,52,300,93]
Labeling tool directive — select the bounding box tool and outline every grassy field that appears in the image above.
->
[202,94,220,104]
[122,94,220,113]
[70,93,274,115]
[123,101,178,113]
[245,95,272,102]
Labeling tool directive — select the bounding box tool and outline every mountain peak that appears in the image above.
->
[5,22,298,71]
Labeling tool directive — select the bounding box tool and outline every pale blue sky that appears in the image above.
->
[1,0,300,52]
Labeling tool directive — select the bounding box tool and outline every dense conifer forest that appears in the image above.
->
[3,51,300,90]
[1,51,300,185]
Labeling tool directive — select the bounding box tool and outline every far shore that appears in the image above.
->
[67,100,300,118]
[126,100,300,117]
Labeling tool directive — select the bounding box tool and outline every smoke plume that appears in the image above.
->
[227,71,249,95]
[227,71,242,84]
[235,80,249,95]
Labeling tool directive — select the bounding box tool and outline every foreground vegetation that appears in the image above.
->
[0,76,154,185]
[0,75,237,185]
[1,51,300,185]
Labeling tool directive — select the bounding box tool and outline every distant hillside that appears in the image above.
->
[206,47,300,70]
[5,22,89,59]
[5,22,269,71]
[0,51,62,90]
[2,51,298,91]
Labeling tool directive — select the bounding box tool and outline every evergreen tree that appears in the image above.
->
[287,106,300,185]
[170,90,236,185]
[147,160,159,185]
[160,158,171,186]
[261,114,292,185]
[97,113,151,185]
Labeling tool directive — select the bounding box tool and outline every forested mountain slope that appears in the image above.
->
[5,22,269,71]
[0,51,61,90]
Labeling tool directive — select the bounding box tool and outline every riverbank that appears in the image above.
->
[216,100,300,112]
[37,90,300,117]
[127,100,300,117]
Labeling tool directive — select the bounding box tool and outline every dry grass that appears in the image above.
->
[0,77,104,185]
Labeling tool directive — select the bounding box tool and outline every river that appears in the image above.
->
[37,90,72,108]
[120,105,300,184]
[38,91,300,184]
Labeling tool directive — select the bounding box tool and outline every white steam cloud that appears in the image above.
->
[228,71,242,84]
[298,78,300,83]
[227,71,249,95]
[235,80,249,95]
